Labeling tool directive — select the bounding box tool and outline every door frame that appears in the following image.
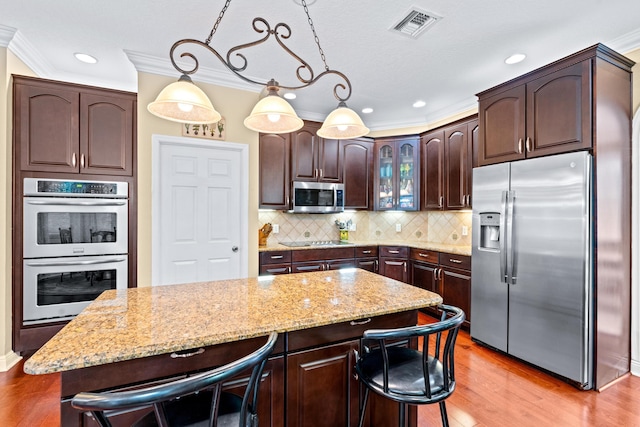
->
[632,108,640,377]
[151,134,249,286]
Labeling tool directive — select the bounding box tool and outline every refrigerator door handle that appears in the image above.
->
[500,190,508,283]
[506,190,516,285]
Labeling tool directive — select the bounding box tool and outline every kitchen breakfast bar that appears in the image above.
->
[24,269,442,426]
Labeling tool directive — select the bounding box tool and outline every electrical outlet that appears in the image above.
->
[395,223,402,232]
[461,226,468,236]
[272,224,279,234]
[349,223,356,231]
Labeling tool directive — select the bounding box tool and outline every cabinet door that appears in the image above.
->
[467,119,478,207]
[410,261,439,294]
[440,267,471,327]
[444,123,469,210]
[356,258,378,273]
[526,61,592,157]
[341,138,373,209]
[318,138,341,182]
[16,82,80,173]
[80,92,134,176]
[379,258,408,282]
[291,123,320,181]
[223,356,285,427]
[397,139,419,210]
[259,133,291,209]
[478,85,526,166]
[421,130,444,210]
[287,340,359,427]
[375,141,395,210]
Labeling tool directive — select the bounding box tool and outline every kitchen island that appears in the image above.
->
[25,269,442,426]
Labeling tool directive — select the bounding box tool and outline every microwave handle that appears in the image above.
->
[25,200,127,206]
[25,257,127,267]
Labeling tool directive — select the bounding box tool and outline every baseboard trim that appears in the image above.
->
[0,351,22,372]
[631,359,640,377]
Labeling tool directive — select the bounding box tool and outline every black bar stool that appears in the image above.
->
[71,332,278,427]
[355,305,465,427]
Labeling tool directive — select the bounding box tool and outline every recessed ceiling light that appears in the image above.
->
[413,100,426,108]
[362,107,373,114]
[74,53,98,64]
[283,92,296,100]
[505,53,526,65]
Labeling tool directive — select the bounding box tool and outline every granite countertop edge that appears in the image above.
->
[259,240,471,256]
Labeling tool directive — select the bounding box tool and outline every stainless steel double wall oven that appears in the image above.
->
[22,178,129,325]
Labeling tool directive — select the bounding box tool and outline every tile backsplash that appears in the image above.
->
[258,210,472,246]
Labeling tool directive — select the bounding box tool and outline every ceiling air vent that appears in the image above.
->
[390,7,442,39]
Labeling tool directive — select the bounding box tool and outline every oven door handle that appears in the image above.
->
[25,257,127,267]
[25,200,127,206]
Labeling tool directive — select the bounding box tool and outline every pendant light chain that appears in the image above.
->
[205,0,233,45]
[301,0,330,72]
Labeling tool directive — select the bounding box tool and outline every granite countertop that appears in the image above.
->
[24,269,442,375]
[260,240,471,256]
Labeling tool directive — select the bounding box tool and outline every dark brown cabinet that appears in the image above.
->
[259,133,291,210]
[355,246,378,273]
[378,246,409,282]
[341,138,374,209]
[259,251,292,275]
[291,122,341,183]
[478,60,591,166]
[14,76,135,176]
[374,136,420,211]
[421,117,477,210]
[291,247,356,273]
[286,340,360,427]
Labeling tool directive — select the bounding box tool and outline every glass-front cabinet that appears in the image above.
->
[374,136,420,211]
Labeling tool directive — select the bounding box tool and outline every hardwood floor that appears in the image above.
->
[2,318,640,426]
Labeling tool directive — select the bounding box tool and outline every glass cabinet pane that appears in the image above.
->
[399,143,415,209]
[378,145,394,209]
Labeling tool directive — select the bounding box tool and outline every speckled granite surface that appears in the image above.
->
[259,240,471,256]
[24,269,442,375]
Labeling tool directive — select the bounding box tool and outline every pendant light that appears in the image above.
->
[244,80,304,134]
[317,101,369,139]
[147,74,221,124]
[149,0,368,138]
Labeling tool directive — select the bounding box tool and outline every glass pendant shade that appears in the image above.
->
[148,74,221,124]
[317,103,369,139]
[244,90,304,134]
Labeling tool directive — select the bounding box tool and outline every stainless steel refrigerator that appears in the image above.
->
[471,151,593,389]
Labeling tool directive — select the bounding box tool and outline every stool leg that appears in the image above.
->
[357,388,370,427]
[439,401,449,427]
[399,402,406,427]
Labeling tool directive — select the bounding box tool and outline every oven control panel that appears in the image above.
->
[23,178,128,198]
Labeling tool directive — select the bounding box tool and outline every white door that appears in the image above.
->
[152,135,248,286]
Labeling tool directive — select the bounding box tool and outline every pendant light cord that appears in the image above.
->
[301,0,330,72]
[206,0,232,45]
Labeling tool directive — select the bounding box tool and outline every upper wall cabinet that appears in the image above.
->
[477,50,602,166]
[341,138,374,210]
[375,136,419,211]
[14,76,136,176]
[291,122,341,183]
[422,117,477,210]
[259,132,291,210]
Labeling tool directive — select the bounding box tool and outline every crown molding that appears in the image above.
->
[124,50,260,93]
[608,27,640,55]
[0,24,17,47]
[7,29,56,77]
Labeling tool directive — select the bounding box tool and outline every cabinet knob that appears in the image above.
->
[72,153,77,168]
[232,246,239,252]
[526,137,532,152]
[518,138,523,154]
[80,154,86,169]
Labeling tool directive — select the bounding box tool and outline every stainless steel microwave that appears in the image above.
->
[292,182,344,213]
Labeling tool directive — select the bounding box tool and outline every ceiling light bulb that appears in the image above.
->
[74,53,97,64]
[505,53,526,64]
[284,93,297,100]
[177,103,194,112]
[362,108,373,114]
[413,100,426,108]
[268,113,281,123]
[337,125,349,131]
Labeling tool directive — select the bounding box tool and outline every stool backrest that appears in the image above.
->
[71,332,278,427]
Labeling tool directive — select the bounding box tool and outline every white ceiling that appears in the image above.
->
[1,0,639,131]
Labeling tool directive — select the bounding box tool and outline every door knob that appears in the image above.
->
[232,246,238,252]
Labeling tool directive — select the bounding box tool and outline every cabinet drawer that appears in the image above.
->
[439,254,471,271]
[260,251,292,265]
[288,310,417,352]
[409,248,439,264]
[379,246,408,258]
[260,263,291,275]
[291,247,355,262]
[355,246,378,258]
